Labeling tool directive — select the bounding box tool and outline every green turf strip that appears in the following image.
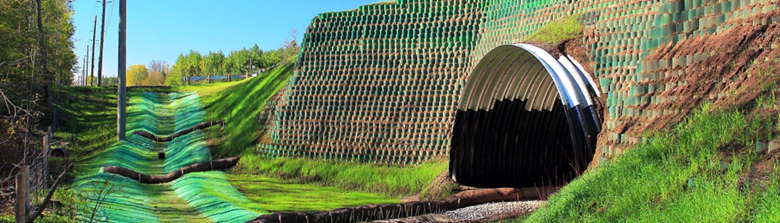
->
[166,92,265,222]
[226,174,398,212]
[74,92,264,222]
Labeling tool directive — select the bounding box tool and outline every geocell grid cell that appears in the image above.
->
[258,0,780,164]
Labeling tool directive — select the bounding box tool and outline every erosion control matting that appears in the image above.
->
[73,92,265,222]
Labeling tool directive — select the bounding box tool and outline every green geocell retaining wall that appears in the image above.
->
[74,92,265,222]
[259,0,780,163]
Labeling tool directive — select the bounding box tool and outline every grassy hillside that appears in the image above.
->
[180,61,448,199]
[526,99,780,222]
[176,60,415,205]
[69,92,265,222]
[5,70,404,222]
[179,62,294,157]
[0,87,180,223]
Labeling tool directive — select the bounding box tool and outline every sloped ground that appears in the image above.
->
[526,105,780,222]
[522,14,780,222]
[525,80,780,222]
[183,62,440,205]
[61,63,403,223]
[180,62,295,158]
[73,92,265,222]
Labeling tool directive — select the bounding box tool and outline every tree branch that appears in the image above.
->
[26,163,73,223]
[0,56,30,68]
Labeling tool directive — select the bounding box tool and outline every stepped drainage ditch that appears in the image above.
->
[450,44,602,188]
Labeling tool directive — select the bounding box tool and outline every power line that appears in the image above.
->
[92,0,99,19]
[106,1,116,31]
[97,0,108,85]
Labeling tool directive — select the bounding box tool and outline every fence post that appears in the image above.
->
[43,126,51,187]
[15,166,28,223]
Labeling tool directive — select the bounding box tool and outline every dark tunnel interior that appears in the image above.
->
[450,98,584,188]
[449,44,600,189]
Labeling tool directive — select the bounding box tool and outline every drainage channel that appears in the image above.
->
[73,92,264,222]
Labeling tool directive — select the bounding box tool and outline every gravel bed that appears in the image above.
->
[373,200,545,223]
[444,200,545,222]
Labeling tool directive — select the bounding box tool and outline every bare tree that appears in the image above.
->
[74,174,124,222]
[0,90,39,145]
[148,60,168,73]
[282,29,300,63]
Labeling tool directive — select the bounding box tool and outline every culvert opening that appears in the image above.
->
[450,44,602,188]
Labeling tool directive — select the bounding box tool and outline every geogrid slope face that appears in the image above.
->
[259,0,485,163]
[259,0,780,164]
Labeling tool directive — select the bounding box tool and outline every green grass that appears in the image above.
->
[179,61,444,198]
[179,62,295,158]
[751,176,780,222]
[45,61,408,222]
[0,214,75,223]
[526,104,780,222]
[24,87,182,222]
[182,60,447,198]
[526,16,583,46]
[226,174,397,212]
[236,154,448,197]
[68,92,265,222]
[56,87,120,158]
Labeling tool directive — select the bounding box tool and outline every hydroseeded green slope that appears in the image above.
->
[526,106,780,222]
[73,92,266,223]
[181,62,295,158]
[179,62,410,211]
[167,92,267,222]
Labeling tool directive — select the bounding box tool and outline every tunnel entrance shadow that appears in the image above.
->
[450,44,601,189]
[451,98,582,188]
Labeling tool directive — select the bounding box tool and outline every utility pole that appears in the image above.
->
[227,68,232,82]
[85,46,89,86]
[90,15,97,86]
[97,0,108,86]
[82,55,86,86]
[117,0,126,141]
[248,57,252,79]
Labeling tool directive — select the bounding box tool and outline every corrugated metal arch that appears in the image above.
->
[450,44,601,188]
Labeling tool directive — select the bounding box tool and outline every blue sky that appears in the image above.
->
[72,0,382,79]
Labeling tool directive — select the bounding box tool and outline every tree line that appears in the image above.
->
[1,0,77,139]
[126,30,300,87]
[0,0,77,183]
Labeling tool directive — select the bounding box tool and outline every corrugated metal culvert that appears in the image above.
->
[450,44,602,188]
